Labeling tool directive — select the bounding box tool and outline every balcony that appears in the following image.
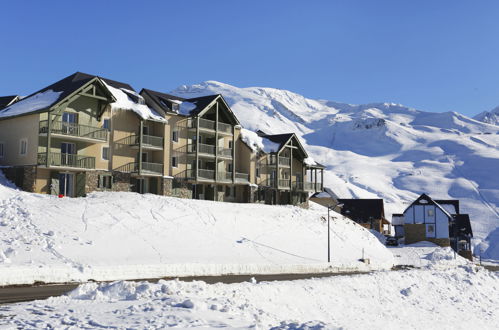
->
[39,120,108,142]
[37,152,95,169]
[117,162,163,176]
[304,182,322,191]
[189,118,233,135]
[126,134,164,150]
[278,179,291,189]
[278,157,291,167]
[187,143,216,157]
[217,171,232,182]
[217,147,233,158]
[235,172,249,183]
[198,169,215,180]
[292,181,304,191]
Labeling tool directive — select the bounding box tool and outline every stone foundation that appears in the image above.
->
[172,179,192,199]
[85,170,132,194]
[161,177,173,196]
[1,166,36,192]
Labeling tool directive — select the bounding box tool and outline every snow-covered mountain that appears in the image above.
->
[474,106,499,126]
[172,81,499,259]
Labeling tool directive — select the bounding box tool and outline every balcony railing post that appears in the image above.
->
[139,120,143,175]
[45,113,52,167]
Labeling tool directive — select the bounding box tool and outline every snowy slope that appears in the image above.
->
[173,81,499,259]
[0,172,393,286]
[3,265,498,329]
[474,106,499,126]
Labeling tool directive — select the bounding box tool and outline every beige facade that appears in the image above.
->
[0,73,324,206]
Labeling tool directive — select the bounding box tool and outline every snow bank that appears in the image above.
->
[102,81,166,122]
[0,89,62,118]
[3,266,498,328]
[0,171,393,285]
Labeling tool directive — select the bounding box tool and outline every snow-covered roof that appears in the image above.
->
[240,128,280,153]
[103,81,166,123]
[304,156,317,166]
[0,90,63,119]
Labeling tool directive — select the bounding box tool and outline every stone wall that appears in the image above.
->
[171,179,192,199]
[404,224,426,245]
[404,224,451,247]
[85,170,131,194]
[161,178,173,196]
[1,166,36,192]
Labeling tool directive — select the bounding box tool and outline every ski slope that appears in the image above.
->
[0,172,393,286]
[173,81,499,259]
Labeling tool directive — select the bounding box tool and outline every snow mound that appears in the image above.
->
[3,267,499,328]
[0,170,394,285]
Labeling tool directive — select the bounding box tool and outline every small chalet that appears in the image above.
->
[401,193,473,259]
[310,190,390,234]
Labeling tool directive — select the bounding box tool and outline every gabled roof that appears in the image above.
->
[0,95,20,108]
[337,199,386,222]
[403,193,453,219]
[0,72,165,122]
[141,89,238,124]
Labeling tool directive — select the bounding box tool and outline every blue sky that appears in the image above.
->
[1,1,499,116]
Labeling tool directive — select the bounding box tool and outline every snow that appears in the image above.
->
[474,106,499,126]
[2,265,498,329]
[0,172,393,286]
[304,156,317,166]
[0,89,62,118]
[102,81,166,122]
[239,128,281,153]
[172,81,499,261]
[240,128,263,152]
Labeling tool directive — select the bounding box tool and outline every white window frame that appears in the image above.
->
[0,142,4,158]
[19,138,28,156]
[172,156,178,168]
[102,146,109,161]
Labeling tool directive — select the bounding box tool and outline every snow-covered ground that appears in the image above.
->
[172,81,499,260]
[0,172,393,286]
[2,263,497,329]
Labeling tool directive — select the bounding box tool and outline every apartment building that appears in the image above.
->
[0,72,324,206]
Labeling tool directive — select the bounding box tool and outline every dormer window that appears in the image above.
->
[172,103,179,112]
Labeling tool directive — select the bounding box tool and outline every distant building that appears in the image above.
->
[391,213,404,238]
[310,190,390,234]
[401,193,473,260]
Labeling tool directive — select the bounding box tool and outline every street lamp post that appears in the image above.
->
[327,203,343,263]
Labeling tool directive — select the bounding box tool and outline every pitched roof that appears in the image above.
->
[337,199,386,222]
[0,95,19,108]
[141,88,220,116]
[403,193,453,219]
[0,72,165,122]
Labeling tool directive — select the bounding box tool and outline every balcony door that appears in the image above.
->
[61,142,76,167]
[62,112,78,135]
[59,172,74,197]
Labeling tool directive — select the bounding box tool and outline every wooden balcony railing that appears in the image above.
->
[37,152,95,169]
[39,120,108,141]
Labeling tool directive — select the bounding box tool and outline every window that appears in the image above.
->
[98,175,113,189]
[225,186,235,197]
[228,163,233,173]
[172,156,178,168]
[142,125,149,135]
[102,147,109,161]
[256,167,260,178]
[103,118,110,130]
[228,141,233,149]
[0,142,4,158]
[172,103,179,112]
[427,208,434,217]
[426,224,436,238]
[19,139,27,156]
[172,130,178,143]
